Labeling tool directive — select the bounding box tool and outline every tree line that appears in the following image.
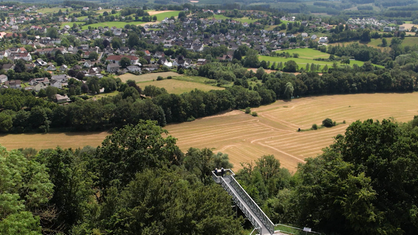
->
[0,84,266,133]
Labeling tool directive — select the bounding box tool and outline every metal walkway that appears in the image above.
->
[212,169,275,235]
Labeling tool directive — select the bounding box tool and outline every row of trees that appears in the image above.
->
[0,84,268,133]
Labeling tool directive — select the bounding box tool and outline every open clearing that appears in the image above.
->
[136,79,223,94]
[118,72,180,82]
[164,93,418,172]
[147,10,177,16]
[274,48,330,59]
[259,55,368,69]
[1,93,418,172]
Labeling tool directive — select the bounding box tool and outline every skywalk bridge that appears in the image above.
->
[212,169,275,235]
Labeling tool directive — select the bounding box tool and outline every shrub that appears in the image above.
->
[167,76,172,79]
[312,124,318,130]
[187,116,195,122]
[251,112,258,117]
[245,107,251,114]
[157,76,164,81]
[322,118,334,127]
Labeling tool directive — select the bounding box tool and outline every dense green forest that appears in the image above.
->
[2,117,418,234]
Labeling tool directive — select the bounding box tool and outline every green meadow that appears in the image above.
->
[259,48,384,69]
[276,48,330,59]
[153,11,181,21]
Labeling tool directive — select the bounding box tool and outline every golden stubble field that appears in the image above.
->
[0,93,417,172]
[165,93,418,172]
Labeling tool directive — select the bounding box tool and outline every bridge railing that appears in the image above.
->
[212,169,274,235]
[226,175,275,235]
[219,176,262,232]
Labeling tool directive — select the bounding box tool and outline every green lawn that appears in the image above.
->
[153,11,181,21]
[277,48,330,59]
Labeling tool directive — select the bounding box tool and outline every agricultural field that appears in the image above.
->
[259,55,366,69]
[118,72,180,82]
[1,93,418,171]
[277,48,330,59]
[152,11,181,21]
[328,36,418,50]
[37,7,68,14]
[165,93,418,171]
[0,132,110,151]
[119,72,222,94]
[136,78,223,94]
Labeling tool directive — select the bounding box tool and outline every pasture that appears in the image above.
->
[152,11,181,21]
[1,93,418,172]
[37,7,68,14]
[118,72,180,82]
[119,72,222,94]
[259,55,367,69]
[276,48,330,59]
[136,79,223,94]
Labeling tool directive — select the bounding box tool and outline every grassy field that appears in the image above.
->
[118,72,222,94]
[259,55,367,69]
[0,132,110,150]
[164,93,418,171]
[118,72,180,82]
[37,7,68,14]
[153,11,181,21]
[136,79,223,94]
[1,93,418,171]
[277,48,330,59]
[328,36,418,49]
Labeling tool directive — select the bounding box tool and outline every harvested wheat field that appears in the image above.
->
[0,132,110,151]
[0,93,417,172]
[147,10,175,16]
[118,72,179,83]
[165,93,418,172]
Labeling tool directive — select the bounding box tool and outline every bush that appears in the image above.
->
[187,116,195,122]
[322,118,334,127]
[245,107,251,114]
[251,112,258,117]
[167,76,172,79]
[157,76,164,81]
[312,124,318,130]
